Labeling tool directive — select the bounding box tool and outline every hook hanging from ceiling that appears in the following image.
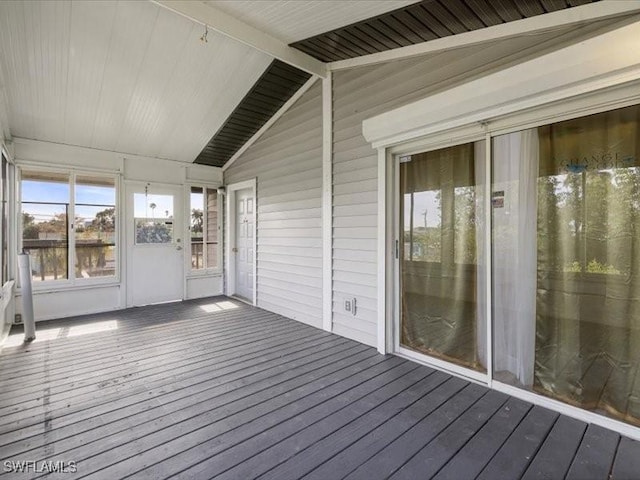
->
[200,24,209,43]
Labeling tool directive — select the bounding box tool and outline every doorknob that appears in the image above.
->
[176,246,183,251]
[232,247,238,253]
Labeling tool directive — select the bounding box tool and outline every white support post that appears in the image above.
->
[322,73,333,333]
[376,148,387,354]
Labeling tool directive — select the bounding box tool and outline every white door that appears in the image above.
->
[234,187,254,301]
[126,183,184,306]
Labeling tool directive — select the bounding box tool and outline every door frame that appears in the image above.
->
[124,180,185,307]
[388,139,491,386]
[225,178,257,306]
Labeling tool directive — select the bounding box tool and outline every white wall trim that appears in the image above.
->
[322,73,333,333]
[225,178,257,306]
[376,148,387,354]
[223,77,318,172]
[153,0,327,78]
[12,137,198,170]
[329,2,640,71]
[363,19,640,150]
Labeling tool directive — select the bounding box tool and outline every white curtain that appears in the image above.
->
[492,129,538,387]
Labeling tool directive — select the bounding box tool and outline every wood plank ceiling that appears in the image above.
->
[290,0,599,62]
[0,0,272,163]
[197,0,599,167]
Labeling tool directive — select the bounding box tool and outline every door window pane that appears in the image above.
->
[134,193,174,244]
[75,176,116,278]
[492,104,640,426]
[21,171,70,281]
[400,142,487,372]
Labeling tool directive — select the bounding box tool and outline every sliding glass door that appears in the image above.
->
[492,104,640,426]
[394,103,640,427]
[398,141,487,374]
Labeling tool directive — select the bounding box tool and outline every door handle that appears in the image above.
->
[232,247,238,253]
[176,246,183,251]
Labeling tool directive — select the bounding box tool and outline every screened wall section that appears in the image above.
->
[189,186,219,272]
[395,103,640,428]
[20,170,117,284]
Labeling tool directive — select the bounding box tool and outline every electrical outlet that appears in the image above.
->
[344,298,357,316]
[14,314,22,324]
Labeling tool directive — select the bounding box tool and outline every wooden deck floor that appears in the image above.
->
[1,296,639,479]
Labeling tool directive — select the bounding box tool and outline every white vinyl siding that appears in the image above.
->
[225,82,323,328]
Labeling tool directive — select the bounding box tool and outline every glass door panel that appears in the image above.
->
[492,104,640,426]
[399,141,487,373]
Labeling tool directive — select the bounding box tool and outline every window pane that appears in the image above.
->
[190,187,204,269]
[75,176,116,278]
[75,205,116,278]
[134,193,174,244]
[76,175,116,205]
[400,142,486,372]
[21,171,70,282]
[403,190,441,262]
[492,104,640,426]
[205,188,218,269]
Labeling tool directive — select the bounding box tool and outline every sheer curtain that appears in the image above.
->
[492,129,539,387]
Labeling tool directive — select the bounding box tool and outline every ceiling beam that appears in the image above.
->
[153,0,327,78]
[329,1,640,71]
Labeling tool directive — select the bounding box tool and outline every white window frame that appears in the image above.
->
[18,165,121,290]
[186,183,222,276]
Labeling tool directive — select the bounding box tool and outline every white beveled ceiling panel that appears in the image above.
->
[0,0,272,163]
[206,0,419,44]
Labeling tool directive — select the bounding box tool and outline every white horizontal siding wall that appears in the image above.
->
[224,82,323,328]
[330,22,615,347]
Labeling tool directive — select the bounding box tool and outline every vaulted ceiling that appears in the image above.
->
[0,0,631,169]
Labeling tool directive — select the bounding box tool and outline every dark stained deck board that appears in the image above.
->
[0,328,350,437]
[3,335,367,461]
[0,317,309,407]
[475,405,559,480]
[139,362,427,480]
[390,390,510,480]
[225,370,447,480]
[566,424,620,480]
[343,383,489,480]
[611,437,640,480]
[521,415,588,480]
[0,314,312,400]
[78,359,415,479]
[0,296,639,480]
[4,338,365,463]
[302,376,469,480]
[432,396,533,480]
